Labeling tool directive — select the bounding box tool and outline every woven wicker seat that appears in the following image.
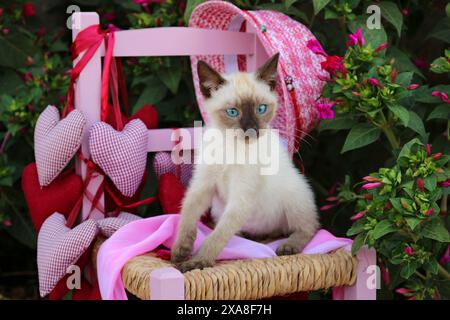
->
[93,238,358,300]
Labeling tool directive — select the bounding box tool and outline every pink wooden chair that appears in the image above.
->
[73,12,376,300]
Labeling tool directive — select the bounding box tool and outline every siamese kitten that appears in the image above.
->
[171,54,319,272]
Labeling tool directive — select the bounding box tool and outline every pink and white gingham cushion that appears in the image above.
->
[37,213,98,297]
[153,151,193,187]
[98,212,142,238]
[89,119,148,197]
[34,105,85,187]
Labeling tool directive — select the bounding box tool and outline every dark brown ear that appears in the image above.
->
[197,60,226,98]
[256,53,279,90]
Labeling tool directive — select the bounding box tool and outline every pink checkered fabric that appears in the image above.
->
[153,151,193,187]
[34,105,85,186]
[89,119,148,197]
[98,212,142,238]
[189,1,328,155]
[37,213,98,297]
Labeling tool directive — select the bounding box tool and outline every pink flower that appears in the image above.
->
[405,246,415,256]
[307,39,327,57]
[326,196,339,202]
[316,101,335,120]
[425,208,434,216]
[440,245,450,265]
[374,43,388,52]
[347,28,365,47]
[2,219,12,227]
[439,179,450,188]
[432,91,450,104]
[22,72,34,83]
[425,144,431,156]
[407,84,420,90]
[380,264,389,286]
[2,28,10,35]
[368,77,382,88]
[402,8,409,16]
[396,288,414,295]
[321,56,347,77]
[350,210,367,221]
[363,176,380,182]
[0,8,4,18]
[37,26,46,38]
[414,57,428,70]
[362,182,383,189]
[431,152,442,160]
[391,68,397,82]
[320,203,339,211]
[22,3,36,17]
[417,178,424,192]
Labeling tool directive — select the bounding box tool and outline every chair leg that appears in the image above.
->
[150,267,184,300]
[333,246,377,300]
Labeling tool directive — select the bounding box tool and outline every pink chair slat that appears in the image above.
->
[102,28,256,57]
[147,127,201,152]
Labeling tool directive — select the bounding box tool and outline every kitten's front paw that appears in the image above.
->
[171,243,193,264]
[175,259,214,273]
[276,242,300,256]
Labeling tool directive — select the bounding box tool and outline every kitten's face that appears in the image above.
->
[198,54,279,140]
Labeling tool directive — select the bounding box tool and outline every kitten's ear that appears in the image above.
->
[197,60,226,98]
[256,53,279,91]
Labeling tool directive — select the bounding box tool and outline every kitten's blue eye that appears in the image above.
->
[257,104,267,114]
[226,108,239,118]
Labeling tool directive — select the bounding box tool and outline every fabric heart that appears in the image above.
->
[153,151,194,187]
[158,173,185,214]
[22,163,83,231]
[106,104,158,130]
[34,105,85,187]
[89,119,148,197]
[37,213,98,297]
[98,211,142,238]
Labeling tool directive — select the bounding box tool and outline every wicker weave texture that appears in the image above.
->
[106,245,357,300]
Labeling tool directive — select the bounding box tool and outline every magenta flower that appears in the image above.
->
[439,179,450,188]
[380,263,389,286]
[321,55,347,77]
[326,196,339,202]
[414,57,428,70]
[432,90,450,103]
[320,203,339,211]
[405,246,415,256]
[440,245,450,265]
[362,182,383,189]
[402,8,409,16]
[391,68,397,82]
[396,288,414,295]
[307,39,327,57]
[425,208,434,216]
[2,219,12,227]
[133,0,166,4]
[374,43,388,52]
[368,77,382,88]
[316,101,335,120]
[107,24,121,32]
[363,176,380,182]
[347,28,365,47]
[407,84,420,90]
[432,152,442,160]
[417,178,424,192]
[425,144,431,156]
[350,210,367,221]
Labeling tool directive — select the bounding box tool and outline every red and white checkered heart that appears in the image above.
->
[37,213,98,297]
[153,151,193,187]
[89,119,148,197]
[34,105,86,187]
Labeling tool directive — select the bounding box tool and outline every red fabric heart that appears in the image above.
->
[72,279,102,300]
[157,173,185,214]
[22,163,83,232]
[106,104,158,130]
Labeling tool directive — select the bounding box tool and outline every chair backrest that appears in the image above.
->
[72,12,268,219]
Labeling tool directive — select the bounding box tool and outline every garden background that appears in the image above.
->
[0,0,449,300]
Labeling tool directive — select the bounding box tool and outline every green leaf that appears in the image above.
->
[405,217,422,231]
[427,104,450,121]
[407,111,427,139]
[388,104,410,127]
[372,220,397,239]
[317,114,357,132]
[387,47,425,78]
[424,175,437,191]
[133,82,167,113]
[428,17,450,43]
[341,124,381,153]
[158,68,182,95]
[348,16,387,49]
[184,0,207,23]
[395,72,413,86]
[313,0,332,15]
[424,259,439,275]
[421,218,450,242]
[400,262,417,279]
[379,2,403,37]
[347,219,366,236]
[284,0,298,9]
[351,233,366,256]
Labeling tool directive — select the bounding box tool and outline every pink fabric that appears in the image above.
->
[189,1,328,155]
[89,119,148,197]
[34,105,85,187]
[97,214,352,300]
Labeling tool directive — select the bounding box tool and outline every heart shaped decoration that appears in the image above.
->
[98,211,142,238]
[22,163,83,231]
[37,213,98,297]
[153,151,193,187]
[34,105,85,187]
[89,119,148,197]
